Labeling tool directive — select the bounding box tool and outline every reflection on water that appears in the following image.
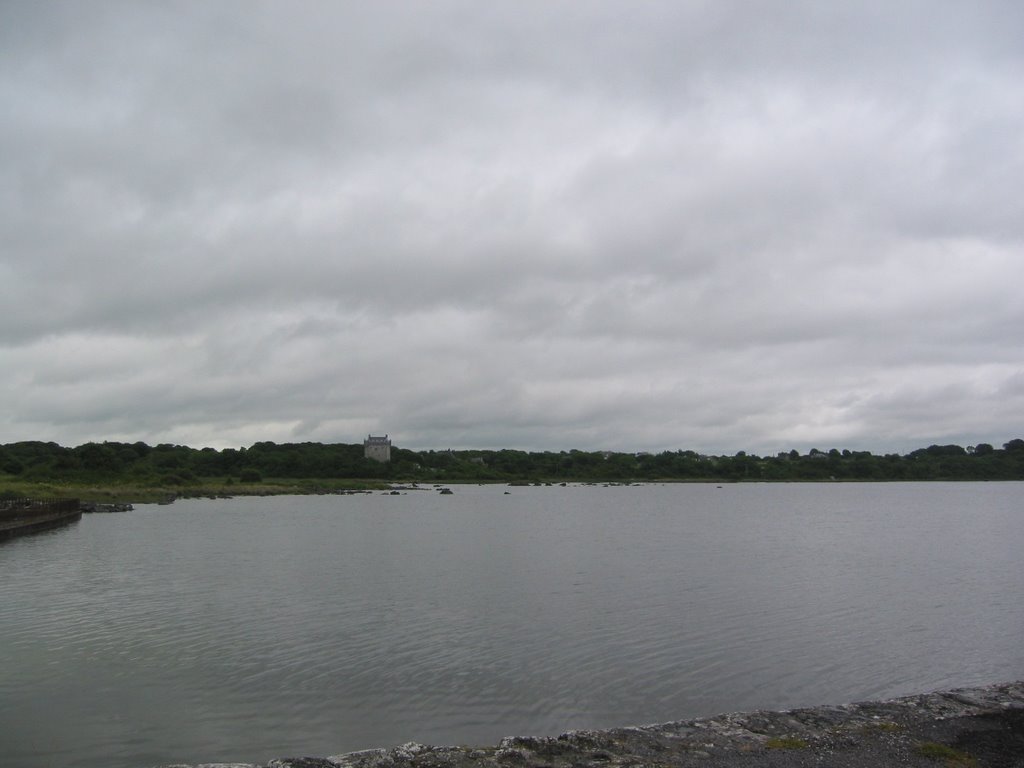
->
[1,483,1022,768]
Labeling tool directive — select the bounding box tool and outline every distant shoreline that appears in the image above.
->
[4,475,1024,507]
[3,439,1023,502]
[3,476,1024,507]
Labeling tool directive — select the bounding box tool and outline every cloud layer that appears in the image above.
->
[2,1,1023,454]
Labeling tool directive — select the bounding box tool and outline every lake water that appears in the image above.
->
[1,482,1022,768]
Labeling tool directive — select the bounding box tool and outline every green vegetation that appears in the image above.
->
[915,742,976,766]
[765,736,808,749]
[861,721,904,733]
[1,438,1023,502]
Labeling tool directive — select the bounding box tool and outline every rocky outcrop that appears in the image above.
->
[161,681,1024,768]
[80,501,134,513]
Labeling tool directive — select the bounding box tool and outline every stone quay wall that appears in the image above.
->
[163,680,1023,768]
[0,497,81,539]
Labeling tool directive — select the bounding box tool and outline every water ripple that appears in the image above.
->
[2,483,1023,768]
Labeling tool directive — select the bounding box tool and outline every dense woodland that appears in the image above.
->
[2,438,1024,488]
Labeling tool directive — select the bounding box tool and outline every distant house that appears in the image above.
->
[363,434,392,463]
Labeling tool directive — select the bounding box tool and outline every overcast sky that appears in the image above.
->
[2,1,1023,455]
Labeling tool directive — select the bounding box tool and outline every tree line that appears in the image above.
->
[2,438,1023,486]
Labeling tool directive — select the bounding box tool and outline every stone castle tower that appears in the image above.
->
[363,434,392,463]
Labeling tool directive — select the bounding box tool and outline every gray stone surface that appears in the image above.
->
[80,501,134,513]
[162,681,1024,768]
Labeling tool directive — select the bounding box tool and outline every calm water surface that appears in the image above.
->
[1,483,1022,768]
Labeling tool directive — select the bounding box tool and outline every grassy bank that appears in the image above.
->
[0,477,392,505]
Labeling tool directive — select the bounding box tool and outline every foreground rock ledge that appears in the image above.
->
[165,681,1024,768]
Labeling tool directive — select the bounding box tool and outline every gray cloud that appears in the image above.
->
[2,1,1023,454]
